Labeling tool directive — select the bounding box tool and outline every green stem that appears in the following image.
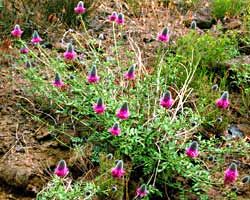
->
[113,22,120,68]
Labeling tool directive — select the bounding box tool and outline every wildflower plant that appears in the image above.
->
[12,4,250,199]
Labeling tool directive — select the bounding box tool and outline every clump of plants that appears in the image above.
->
[176,31,238,69]
[9,1,250,199]
[211,0,247,19]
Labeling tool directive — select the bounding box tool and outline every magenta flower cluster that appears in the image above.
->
[160,90,174,109]
[11,24,23,38]
[109,11,125,25]
[111,160,125,178]
[224,163,238,185]
[185,141,199,158]
[216,91,229,110]
[64,43,76,61]
[74,1,86,14]
[52,73,64,87]
[136,184,147,197]
[157,28,170,43]
[54,160,69,178]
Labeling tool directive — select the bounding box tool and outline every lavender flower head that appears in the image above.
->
[116,13,125,25]
[87,65,100,83]
[224,163,238,185]
[185,141,199,158]
[157,28,170,42]
[93,97,106,114]
[54,160,69,178]
[124,64,136,80]
[52,73,64,87]
[136,184,147,197]
[160,90,174,108]
[216,91,229,110]
[31,30,42,44]
[109,122,121,136]
[109,11,118,22]
[64,43,76,60]
[11,24,23,38]
[74,1,86,14]
[116,102,130,120]
[20,45,29,54]
[111,160,124,178]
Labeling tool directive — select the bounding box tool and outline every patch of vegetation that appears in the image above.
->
[5,1,250,199]
[211,0,247,19]
[176,31,239,69]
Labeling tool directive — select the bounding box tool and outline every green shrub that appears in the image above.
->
[211,0,247,19]
[176,31,239,68]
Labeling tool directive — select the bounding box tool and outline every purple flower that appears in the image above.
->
[160,90,174,108]
[93,97,106,114]
[52,73,64,87]
[74,1,86,14]
[157,28,170,42]
[136,184,147,198]
[64,43,76,60]
[124,64,136,80]
[116,102,130,120]
[224,163,238,185]
[109,122,121,136]
[185,141,199,158]
[116,13,125,25]
[20,45,29,54]
[109,12,117,22]
[54,160,69,178]
[87,65,100,83]
[216,91,229,110]
[31,30,42,44]
[11,24,23,38]
[111,160,124,178]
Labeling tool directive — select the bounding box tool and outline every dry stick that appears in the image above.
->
[112,21,120,68]
[127,36,147,75]
[153,51,168,117]
[151,49,200,187]
[79,16,99,60]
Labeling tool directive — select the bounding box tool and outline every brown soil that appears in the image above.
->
[0,50,71,199]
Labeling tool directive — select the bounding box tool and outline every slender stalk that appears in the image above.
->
[112,22,120,68]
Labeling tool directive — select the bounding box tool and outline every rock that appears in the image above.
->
[184,7,215,29]
[227,125,244,139]
[223,20,241,30]
[237,124,250,137]
[221,55,250,69]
